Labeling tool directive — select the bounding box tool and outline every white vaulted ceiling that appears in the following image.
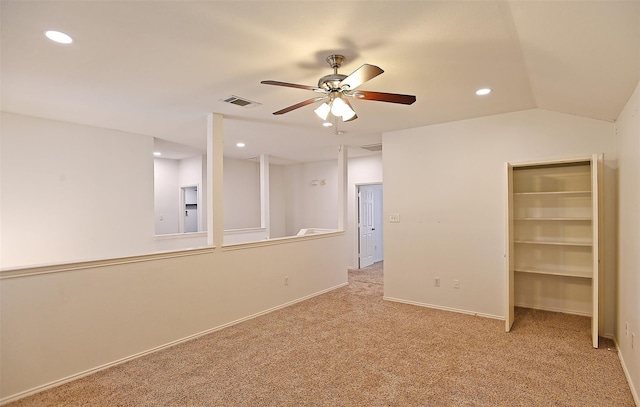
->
[1,1,638,163]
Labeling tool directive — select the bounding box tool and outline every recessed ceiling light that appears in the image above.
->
[322,122,333,127]
[153,152,162,156]
[475,88,492,96]
[45,30,73,44]
[236,142,245,148]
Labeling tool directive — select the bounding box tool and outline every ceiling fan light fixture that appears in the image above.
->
[314,102,331,120]
[341,105,357,121]
[330,97,349,116]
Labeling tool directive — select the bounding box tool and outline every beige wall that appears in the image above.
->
[0,235,349,401]
[614,81,640,403]
[3,102,636,402]
[0,112,351,403]
[382,108,616,327]
[1,112,155,268]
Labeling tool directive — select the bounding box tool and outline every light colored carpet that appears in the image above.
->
[8,261,635,406]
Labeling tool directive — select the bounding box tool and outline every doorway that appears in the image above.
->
[180,185,199,233]
[357,184,383,269]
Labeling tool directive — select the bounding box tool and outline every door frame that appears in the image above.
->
[355,183,383,269]
[179,184,200,233]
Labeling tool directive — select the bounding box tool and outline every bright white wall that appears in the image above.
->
[347,155,383,268]
[614,82,639,402]
[383,109,616,328]
[178,155,203,187]
[283,160,338,236]
[154,158,180,234]
[0,112,155,268]
[223,158,260,230]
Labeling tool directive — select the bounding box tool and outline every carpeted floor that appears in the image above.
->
[8,262,635,406]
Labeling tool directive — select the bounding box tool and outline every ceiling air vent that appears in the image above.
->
[361,143,382,152]
[221,95,261,109]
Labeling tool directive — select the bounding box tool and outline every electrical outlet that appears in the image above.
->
[434,277,440,287]
[389,213,400,223]
[284,276,288,286]
[453,279,460,289]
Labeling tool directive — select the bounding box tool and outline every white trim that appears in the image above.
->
[614,337,640,407]
[223,227,267,235]
[153,231,207,240]
[1,232,345,278]
[296,228,336,236]
[0,247,216,279]
[383,296,504,321]
[0,281,349,406]
[222,230,343,251]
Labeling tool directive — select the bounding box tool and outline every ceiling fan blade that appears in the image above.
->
[261,80,324,93]
[272,97,326,115]
[352,90,416,105]
[339,64,384,90]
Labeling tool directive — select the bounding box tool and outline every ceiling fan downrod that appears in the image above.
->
[326,54,345,73]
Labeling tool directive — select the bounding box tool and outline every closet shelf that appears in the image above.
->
[514,190,591,197]
[514,267,592,279]
[514,217,592,221]
[514,240,592,247]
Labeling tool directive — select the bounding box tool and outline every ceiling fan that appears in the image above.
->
[261,54,416,122]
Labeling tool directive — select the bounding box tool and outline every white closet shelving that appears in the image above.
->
[505,155,602,348]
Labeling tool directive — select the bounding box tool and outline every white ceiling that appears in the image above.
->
[1,1,638,163]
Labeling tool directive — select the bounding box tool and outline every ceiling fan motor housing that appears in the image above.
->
[318,74,348,91]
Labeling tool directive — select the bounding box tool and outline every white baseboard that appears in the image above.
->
[383,296,504,321]
[0,282,348,406]
[614,337,640,407]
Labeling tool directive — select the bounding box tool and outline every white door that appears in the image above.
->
[358,188,375,268]
[181,186,198,233]
[184,208,198,233]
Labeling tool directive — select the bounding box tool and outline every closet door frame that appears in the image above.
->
[504,154,602,348]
